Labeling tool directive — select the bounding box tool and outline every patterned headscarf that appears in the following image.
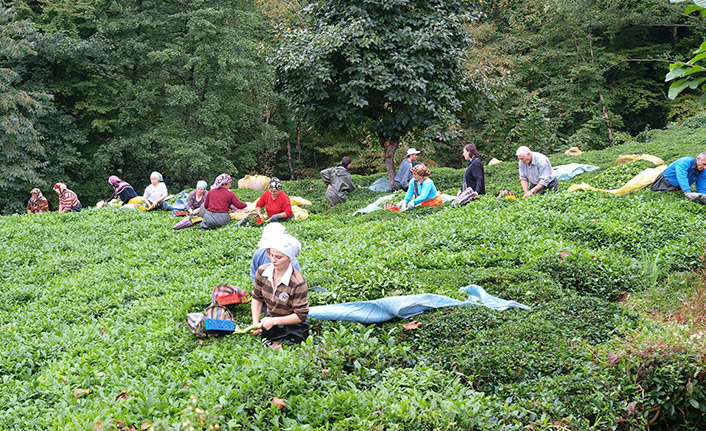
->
[53,183,67,193]
[411,163,431,178]
[29,188,44,203]
[150,171,163,182]
[211,173,232,190]
[108,176,132,194]
[269,177,282,190]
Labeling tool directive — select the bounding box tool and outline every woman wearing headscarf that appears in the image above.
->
[250,232,309,345]
[107,176,138,204]
[251,223,301,282]
[403,164,443,208]
[186,180,208,216]
[462,143,485,195]
[255,177,293,223]
[53,183,83,213]
[200,173,247,230]
[143,171,169,209]
[27,188,49,214]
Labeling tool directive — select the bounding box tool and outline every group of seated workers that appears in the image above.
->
[27,147,706,216]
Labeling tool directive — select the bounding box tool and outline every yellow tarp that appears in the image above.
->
[292,205,308,220]
[567,165,667,196]
[238,174,270,191]
[614,154,664,166]
[488,158,503,166]
[290,196,312,206]
[564,147,583,156]
[230,211,252,220]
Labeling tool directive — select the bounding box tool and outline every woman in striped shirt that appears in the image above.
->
[251,233,309,345]
[53,183,83,213]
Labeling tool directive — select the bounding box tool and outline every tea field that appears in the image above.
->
[2,123,706,430]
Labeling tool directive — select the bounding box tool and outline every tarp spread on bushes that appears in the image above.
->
[368,176,391,192]
[553,163,599,181]
[308,285,530,324]
[567,164,667,195]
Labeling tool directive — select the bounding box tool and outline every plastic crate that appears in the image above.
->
[204,318,235,333]
[217,293,244,306]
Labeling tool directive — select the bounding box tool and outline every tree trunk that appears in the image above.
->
[599,92,614,142]
[286,140,295,180]
[295,122,302,178]
[381,135,400,187]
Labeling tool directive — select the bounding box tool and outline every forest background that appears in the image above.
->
[2,0,706,214]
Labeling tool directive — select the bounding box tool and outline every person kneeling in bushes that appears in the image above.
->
[403,163,443,208]
[251,233,309,345]
[651,152,706,203]
[54,183,82,213]
[255,177,293,223]
[516,146,558,198]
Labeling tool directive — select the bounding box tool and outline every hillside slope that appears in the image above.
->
[2,124,706,430]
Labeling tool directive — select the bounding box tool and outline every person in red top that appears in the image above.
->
[255,177,293,223]
[200,173,247,230]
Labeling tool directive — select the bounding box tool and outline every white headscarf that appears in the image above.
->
[262,233,301,261]
[258,223,287,248]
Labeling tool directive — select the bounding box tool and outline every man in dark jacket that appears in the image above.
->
[320,157,355,206]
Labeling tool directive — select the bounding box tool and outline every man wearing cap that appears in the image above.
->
[320,156,355,206]
[516,146,558,198]
[651,152,706,202]
[251,233,309,344]
[392,148,421,191]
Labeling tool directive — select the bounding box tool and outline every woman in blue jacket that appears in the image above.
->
[404,164,442,208]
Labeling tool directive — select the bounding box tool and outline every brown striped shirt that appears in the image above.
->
[253,264,309,322]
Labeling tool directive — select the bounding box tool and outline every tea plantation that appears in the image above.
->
[2,123,706,430]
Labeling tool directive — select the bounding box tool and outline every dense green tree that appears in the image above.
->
[0,3,52,212]
[463,0,706,160]
[273,0,473,186]
[667,1,706,104]
[91,0,280,191]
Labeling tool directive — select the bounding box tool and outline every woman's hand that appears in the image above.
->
[260,316,277,331]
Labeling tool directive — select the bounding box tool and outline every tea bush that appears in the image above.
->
[1,127,706,429]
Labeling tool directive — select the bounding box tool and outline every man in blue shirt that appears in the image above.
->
[391,148,421,191]
[651,153,706,198]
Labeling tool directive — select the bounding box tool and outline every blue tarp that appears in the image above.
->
[309,285,530,324]
[368,176,391,192]
[553,163,599,181]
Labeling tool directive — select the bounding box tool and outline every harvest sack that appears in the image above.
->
[186,285,251,337]
[452,187,479,207]
[614,154,664,167]
[238,175,270,190]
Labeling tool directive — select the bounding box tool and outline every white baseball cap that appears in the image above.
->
[406,148,421,156]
